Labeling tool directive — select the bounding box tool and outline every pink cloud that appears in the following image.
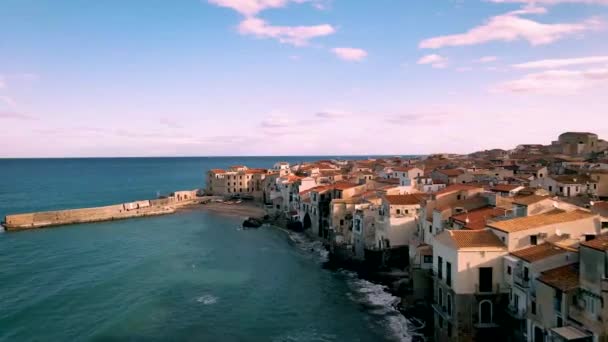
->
[476,56,499,63]
[208,0,288,16]
[513,55,608,69]
[331,47,368,61]
[417,54,448,68]
[495,67,608,94]
[489,0,608,5]
[238,17,335,46]
[419,10,601,49]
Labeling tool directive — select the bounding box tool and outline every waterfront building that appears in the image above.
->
[432,229,508,342]
[206,166,267,199]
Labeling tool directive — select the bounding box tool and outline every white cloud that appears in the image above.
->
[260,114,291,128]
[238,17,335,46]
[417,54,449,68]
[513,55,608,69]
[476,56,499,63]
[419,9,601,49]
[331,47,368,61]
[494,67,608,94]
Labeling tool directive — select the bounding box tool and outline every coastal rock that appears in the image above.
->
[242,217,263,228]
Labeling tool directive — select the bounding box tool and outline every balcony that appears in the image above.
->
[569,304,603,333]
[505,305,526,320]
[475,283,504,295]
[513,272,530,289]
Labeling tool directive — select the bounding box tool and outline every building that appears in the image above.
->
[531,175,599,198]
[432,229,508,342]
[206,166,267,199]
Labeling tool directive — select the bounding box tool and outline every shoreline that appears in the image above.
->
[178,200,266,219]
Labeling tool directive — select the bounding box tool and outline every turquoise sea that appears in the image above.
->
[0,157,412,341]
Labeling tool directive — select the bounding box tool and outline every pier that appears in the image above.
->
[2,189,201,231]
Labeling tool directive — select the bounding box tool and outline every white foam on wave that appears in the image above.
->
[196,294,218,305]
[340,270,413,342]
[285,231,329,263]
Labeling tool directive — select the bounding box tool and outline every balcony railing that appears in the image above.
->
[513,272,530,289]
[505,305,526,320]
[475,283,504,295]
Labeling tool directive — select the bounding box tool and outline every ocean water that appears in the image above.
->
[0,157,412,341]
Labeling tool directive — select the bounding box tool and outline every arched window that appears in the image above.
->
[479,300,493,324]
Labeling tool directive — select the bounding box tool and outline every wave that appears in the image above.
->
[340,270,414,342]
[196,294,218,305]
[284,230,329,263]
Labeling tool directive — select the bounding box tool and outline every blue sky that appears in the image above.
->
[1,0,607,157]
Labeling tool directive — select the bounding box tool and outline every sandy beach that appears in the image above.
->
[179,200,267,218]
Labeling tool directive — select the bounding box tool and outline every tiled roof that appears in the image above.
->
[538,264,579,292]
[490,184,521,193]
[437,169,465,177]
[488,210,595,233]
[512,195,550,206]
[392,166,416,172]
[592,202,608,210]
[374,178,400,184]
[333,181,360,190]
[385,194,425,206]
[510,243,567,263]
[245,168,267,175]
[209,169,226,174]
[580,234,608,251]
[451,207,507,230]
[434,184,483,196]
[446,229,506,249]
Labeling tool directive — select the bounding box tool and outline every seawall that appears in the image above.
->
[2,189,201,231]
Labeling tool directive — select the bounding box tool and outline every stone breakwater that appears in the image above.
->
[2,190,201,231]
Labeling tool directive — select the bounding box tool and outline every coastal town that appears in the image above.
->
[205,131,608,342]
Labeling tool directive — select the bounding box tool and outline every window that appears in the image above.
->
[530,235,538,245]
[438,288,443,306]
[447,294,452,316]
[448,322,452,337]
[438,315,443,328]
[524,267,529,281]
[507,266,512,275]
[446,262,452,287]
[479,267,493,293]
[557,316,563,327]
[457,195,462,200]
[340,219,344,226]
[438,256,443,279]
[405,209,409,214]
[531,300,536,315]
[396,209,401,215]
[479,300,493,324]
[424,255,433,263]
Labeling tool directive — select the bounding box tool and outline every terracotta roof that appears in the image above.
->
[592,202,608,210]
[246,168,267,174]
[512,195,550,206]
[385,194,425,206]
[209,169,226,174]
[580,234,608,251]
[437,169,465,177]
[333,182,360,190]
[538,264,579,292]
[434,184,483,196]
[374,178,400,184]
[445,229,506,249]
[230,165,246,169]
[451,207,507,230]
[510,243,567,263]
[488,210,595,233]
[490,184,521,193]
[393,166,416,172]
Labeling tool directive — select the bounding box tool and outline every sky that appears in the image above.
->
[1,0,607,157]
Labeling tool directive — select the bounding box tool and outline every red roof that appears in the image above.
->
[435,184,483,196]
[385,194,426,205]
[451,207,507,230]
[210,169,226,174]
[437,169,465,177]
[490,184,520,193]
